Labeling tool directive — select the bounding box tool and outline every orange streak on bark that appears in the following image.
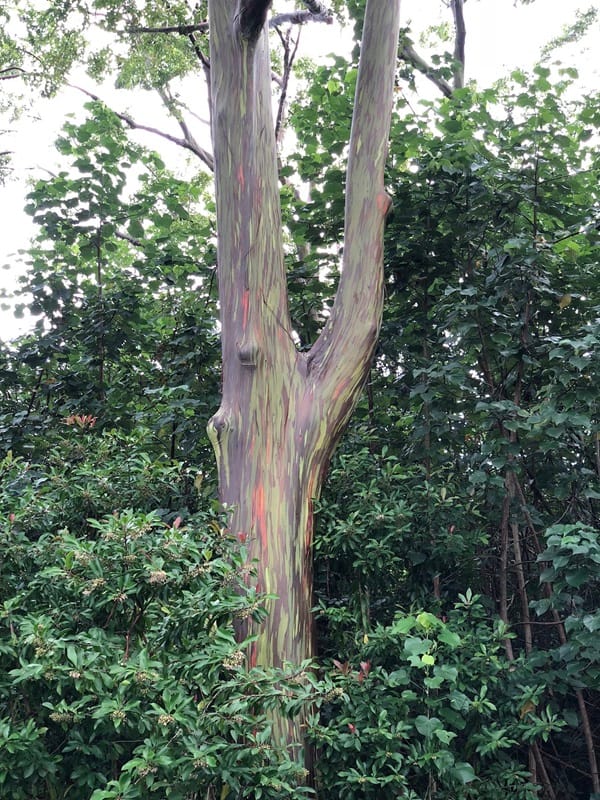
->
[252,483,268,553]
[332,379,349,402]
[249,643,257,668]
[237,162,245,190]
[242,288,250,329]
[305,499,314,549]
[376,191,391,215]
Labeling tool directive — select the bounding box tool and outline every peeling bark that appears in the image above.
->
[207,0,401,765]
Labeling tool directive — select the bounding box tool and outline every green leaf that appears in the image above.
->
[438,628,461,649]
[453,762,476,784]
[414,716,442,737]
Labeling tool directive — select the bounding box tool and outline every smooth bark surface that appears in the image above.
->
[207,0,401,756]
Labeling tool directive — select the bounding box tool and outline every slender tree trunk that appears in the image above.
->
[207,0,401,763]
[450,0,466,89]
[498,490,514,661]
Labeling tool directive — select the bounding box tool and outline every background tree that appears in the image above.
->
[1,103,220,462]
[301,61,600,797]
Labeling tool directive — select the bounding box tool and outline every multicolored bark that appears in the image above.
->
[207,0,401,763]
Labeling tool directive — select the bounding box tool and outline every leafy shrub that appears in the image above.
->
[311,592,563,800]
[0,438,316,800]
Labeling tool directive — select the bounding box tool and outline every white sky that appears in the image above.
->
[0,0,598,340]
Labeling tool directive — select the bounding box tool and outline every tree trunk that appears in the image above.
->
[207,0,401,758]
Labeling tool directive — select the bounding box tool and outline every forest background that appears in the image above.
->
[1,1,600,799]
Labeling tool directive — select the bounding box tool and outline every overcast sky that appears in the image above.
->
[0,0,598,340]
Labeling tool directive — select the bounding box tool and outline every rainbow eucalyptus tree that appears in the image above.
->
[208,0,400,684]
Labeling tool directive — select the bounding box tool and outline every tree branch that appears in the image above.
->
[68,85,214,171]
[270,11,333,27]
[127,22,209,35]
[126,15,211,74]
[126,7,333,37]
[187,31,211,70]
[400,40,453,98]
[309,0,402,392]
[0,66,25,80]
[274,26,302,144]
[157,83,210,163]
[115,229,143,247]
[236,0,273,41]
[209,0,288,363]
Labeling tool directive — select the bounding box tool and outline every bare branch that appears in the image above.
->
[187,31,211,70]
[157,83,209,161]
[127,22,208,35]
[126,7,333,37]
[126,18,211,72]
[270,10,333,27]
[115,229,143,248]
[0,66,25,80]
[400,40,453,98]
[274,26,302,144]
[236,0,273,40]
[399,1,466,98]
[68,85,214,171]
[185,106,211,126]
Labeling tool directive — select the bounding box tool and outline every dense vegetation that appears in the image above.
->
[1,1,599,798]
